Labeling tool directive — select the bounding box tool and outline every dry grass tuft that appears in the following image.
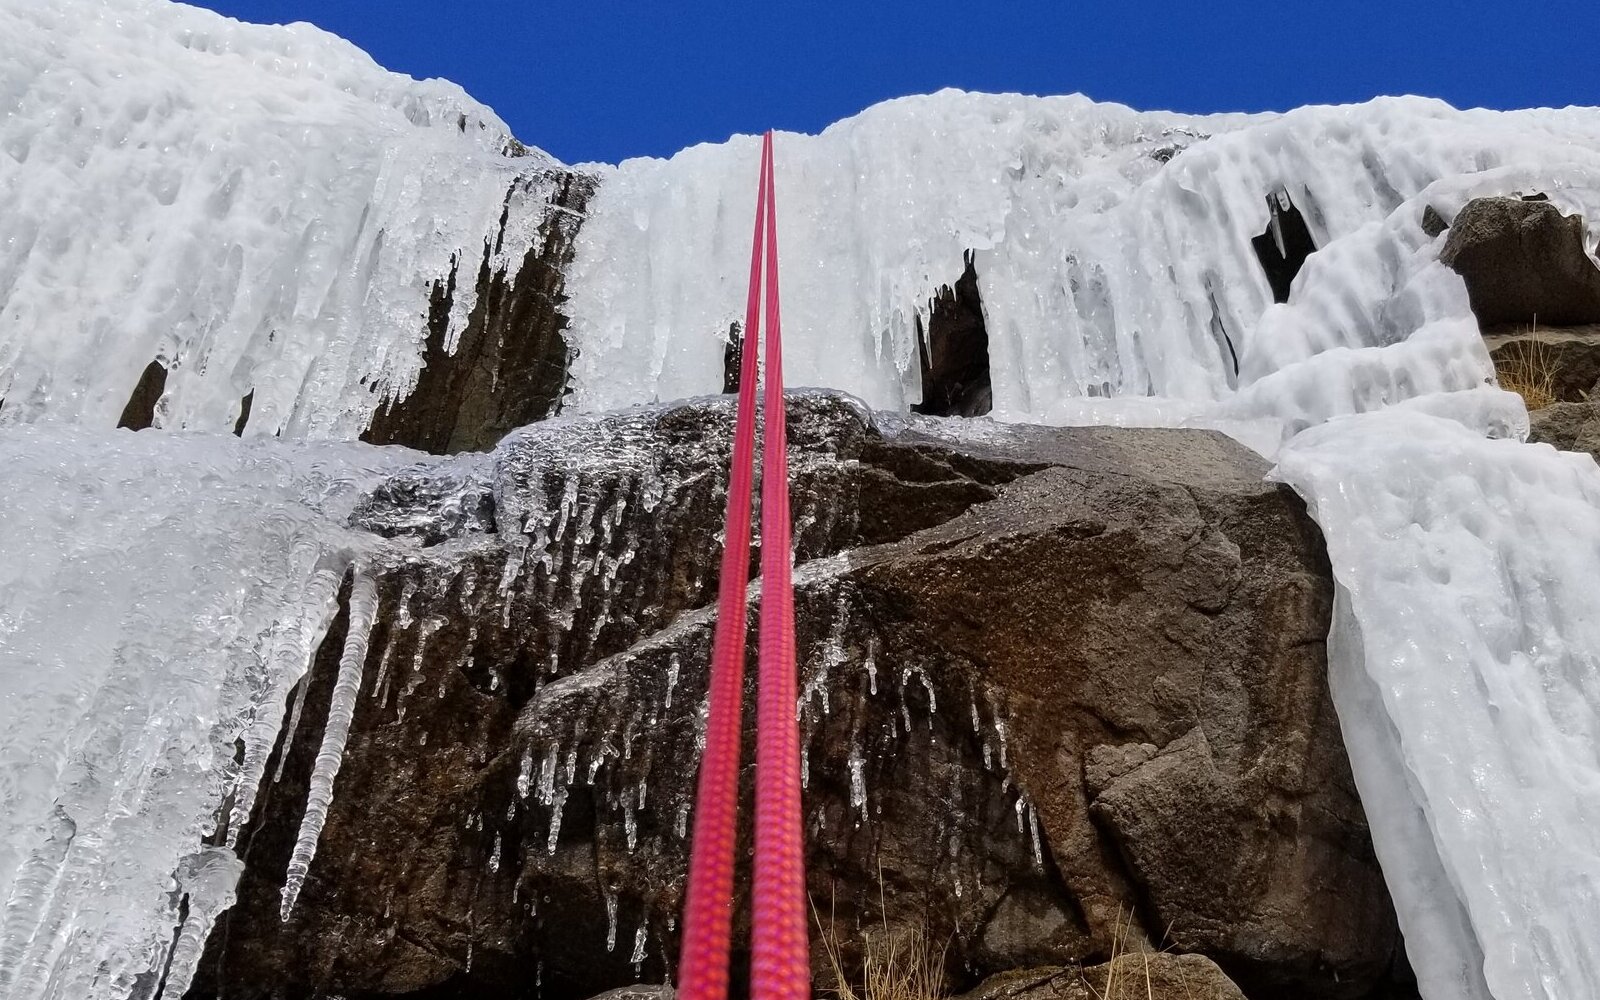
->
[1495,322,1560,410]
[1081,909,1158,1000]
[812,875,950,1000]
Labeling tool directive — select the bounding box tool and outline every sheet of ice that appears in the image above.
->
[0,0,566,438]
[1275,411,1600,1000]
[0,426,414,1000]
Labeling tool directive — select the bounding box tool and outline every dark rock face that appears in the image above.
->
[192,395,1400,1000]
[1440,197,1600,328]
[1420,205,1449,239]
[914,253,993,417]
[362,168,598,454]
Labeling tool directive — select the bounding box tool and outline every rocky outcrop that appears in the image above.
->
[192,394,1402,1000]
[1529,399,1600,461]
[1439,196,1600,328]
[960,954,1247,1000]
[1486,328,1600,405]
[362,168,598,454]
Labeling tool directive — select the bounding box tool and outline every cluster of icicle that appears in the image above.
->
[0,425,410,1000]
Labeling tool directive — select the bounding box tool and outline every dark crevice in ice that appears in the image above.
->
[1251,190,1319,304]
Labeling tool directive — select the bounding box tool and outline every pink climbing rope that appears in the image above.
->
[677,130,810,1000]
[750,134,810,1000]
[676,132,769,1000]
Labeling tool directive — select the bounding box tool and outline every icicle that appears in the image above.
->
[1027,801,1043,869]
[247,559,344,810]
[272,675,313,784]
[664,653,680,709]
[604,889,619,952]
[537,745,558,805]
[848,744,867,817]
[546,788,568,854]
[396,580,417,628]
[631,922,648,969]
[489,834,502,873]
[154,848,247,1000]
[280,571,379,921]
[517,748,535,799]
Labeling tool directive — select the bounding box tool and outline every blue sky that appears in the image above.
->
[195,0,1598,165]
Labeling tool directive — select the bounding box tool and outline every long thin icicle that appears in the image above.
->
[155,847,246,1000]
[280,571,380,921]
[228,557,349,848]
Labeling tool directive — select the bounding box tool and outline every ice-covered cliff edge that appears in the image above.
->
[5,0,1600,998]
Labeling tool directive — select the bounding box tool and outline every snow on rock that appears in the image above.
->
[0,0,566,438]
[0,426,416,999]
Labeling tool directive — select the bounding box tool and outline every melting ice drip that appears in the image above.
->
[3,0,1600,997]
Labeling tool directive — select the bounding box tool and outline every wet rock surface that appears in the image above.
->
[191,394,1402,1000]
[362,168,598,454]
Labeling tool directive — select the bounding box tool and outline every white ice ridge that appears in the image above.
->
[1276,412,1600,1000]
[565,92,1600,422]
[0,0,567,438]
[0,426,415,1000]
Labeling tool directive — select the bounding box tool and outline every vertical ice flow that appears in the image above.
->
[280,571,381,921]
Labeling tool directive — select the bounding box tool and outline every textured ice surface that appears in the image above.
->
[1277,413,1600,1000]
[0,427,413,999]
[565,92,1600,426]
[0,0,566,437]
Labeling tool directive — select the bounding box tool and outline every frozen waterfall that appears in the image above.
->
[3,0,1600,997]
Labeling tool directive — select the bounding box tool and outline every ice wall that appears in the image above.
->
[0,0,565,439]
[565,92,1600,425]
[0,427,414,1000]
[1276,412,1600,1000]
